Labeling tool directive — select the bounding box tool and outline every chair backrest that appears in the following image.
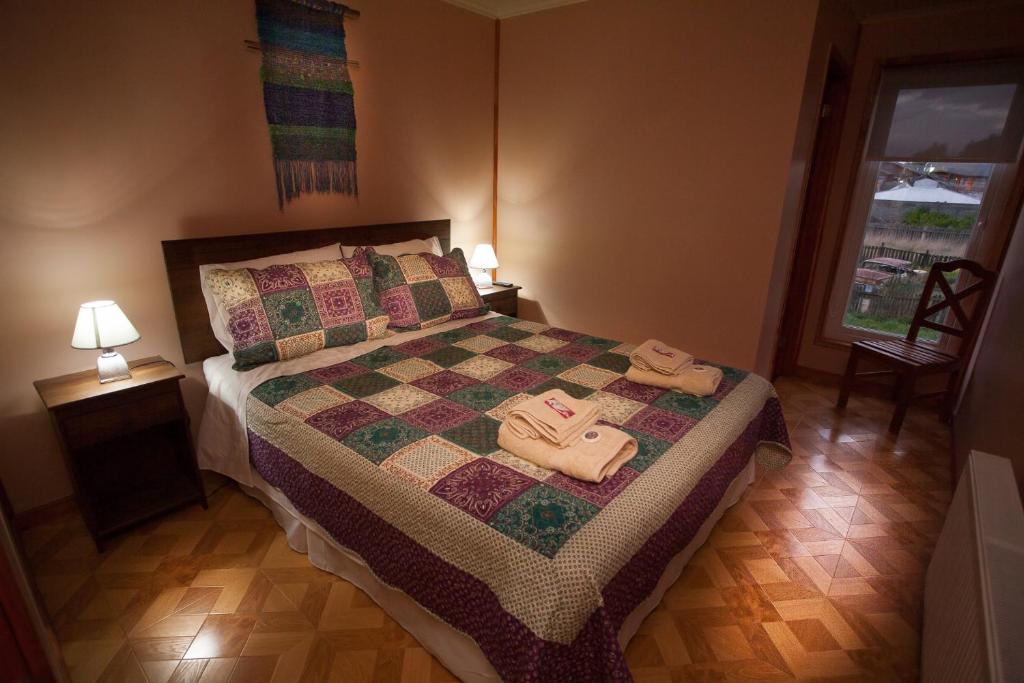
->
[907,259,997,356]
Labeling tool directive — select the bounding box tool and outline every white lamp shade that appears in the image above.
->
[71,300,140,349]
[469,243,499,270]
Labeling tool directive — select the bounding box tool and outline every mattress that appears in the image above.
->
[198,313,790,681]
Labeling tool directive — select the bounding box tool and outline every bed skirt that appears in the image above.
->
[238,454,758,682]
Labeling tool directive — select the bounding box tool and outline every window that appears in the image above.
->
[825,61,1024,344]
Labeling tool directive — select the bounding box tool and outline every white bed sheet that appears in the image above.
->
[197,312,499,487]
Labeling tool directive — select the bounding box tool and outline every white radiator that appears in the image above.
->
[922,451,1024,682]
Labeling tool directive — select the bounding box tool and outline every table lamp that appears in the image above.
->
[71,300,141,383]
[469,243,499,290]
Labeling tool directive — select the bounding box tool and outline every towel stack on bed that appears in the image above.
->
[625,339,723,396]
[496,389,637,483]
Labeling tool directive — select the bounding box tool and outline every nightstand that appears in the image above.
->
[34,356,207,551]
[481,284,521,317]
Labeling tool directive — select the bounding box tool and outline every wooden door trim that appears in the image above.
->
[773,46,851,377]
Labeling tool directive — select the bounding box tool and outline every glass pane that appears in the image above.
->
[842,161,994,341]
[884,84,1016,160]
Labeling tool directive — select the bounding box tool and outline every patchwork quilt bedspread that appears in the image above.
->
[245,315,790,681]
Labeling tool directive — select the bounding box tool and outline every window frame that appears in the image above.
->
[818,58,1024,352]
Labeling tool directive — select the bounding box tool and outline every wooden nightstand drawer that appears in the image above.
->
[488,296,517,316]
[60,386,182,449]
[481,285,521,317]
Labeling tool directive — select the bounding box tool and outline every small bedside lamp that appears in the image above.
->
[469,243,499,290]
[71,300,141,383]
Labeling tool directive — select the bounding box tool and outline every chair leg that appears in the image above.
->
[941,369,960,422]
[889,372,916,435]
[837,348,859,410]
[890,378,902,401]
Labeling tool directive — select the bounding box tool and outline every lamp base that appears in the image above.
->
[472,269,494,291]
[97,350,132,384]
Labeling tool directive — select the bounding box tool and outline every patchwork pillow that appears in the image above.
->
[205,251,389,370]
[365,247,488,331]
[199,243,342,352]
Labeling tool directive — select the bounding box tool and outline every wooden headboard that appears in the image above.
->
[162,219,450,364]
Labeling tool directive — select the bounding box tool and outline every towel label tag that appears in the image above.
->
[544,397,575,419]
[582,430,600,443]
[652,346,676,358]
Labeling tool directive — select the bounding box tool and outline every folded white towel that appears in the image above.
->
[630,339,693,375]
[505,389,600,447]
[625,364,723,397]
[497,422,638,483]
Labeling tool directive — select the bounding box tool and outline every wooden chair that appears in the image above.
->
[836,259,996,435]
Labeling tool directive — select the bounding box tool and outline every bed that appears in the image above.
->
[162,220,791,682]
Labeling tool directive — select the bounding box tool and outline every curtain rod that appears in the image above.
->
[243,40,360,67]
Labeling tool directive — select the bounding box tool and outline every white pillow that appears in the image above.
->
[340,237,443,258]
[199,243,343,353]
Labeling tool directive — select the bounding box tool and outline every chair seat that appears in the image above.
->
[854,338,958,368]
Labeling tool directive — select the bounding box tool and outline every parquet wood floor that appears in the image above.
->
[22,376,951,682]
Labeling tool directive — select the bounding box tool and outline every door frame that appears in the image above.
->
[773,47,851,378]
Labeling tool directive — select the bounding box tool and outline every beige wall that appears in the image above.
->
[496,0,818,371]
[796,4,1024,375]
[0,0,496,513]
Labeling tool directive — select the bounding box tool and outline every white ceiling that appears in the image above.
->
[442,0,588,19]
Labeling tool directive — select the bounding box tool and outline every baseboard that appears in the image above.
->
[16,474,231,531]
[791,365,948,409]
[791,365,841,384]
[15,496,77,530]
[792,365,897,399]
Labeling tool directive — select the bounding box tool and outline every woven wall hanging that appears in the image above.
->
[255,0,357,208]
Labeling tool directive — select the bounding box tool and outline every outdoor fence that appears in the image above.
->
[847,291,923,322]
[858,243,959,269]
[866,225,972,246]
[850,242,957,322]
